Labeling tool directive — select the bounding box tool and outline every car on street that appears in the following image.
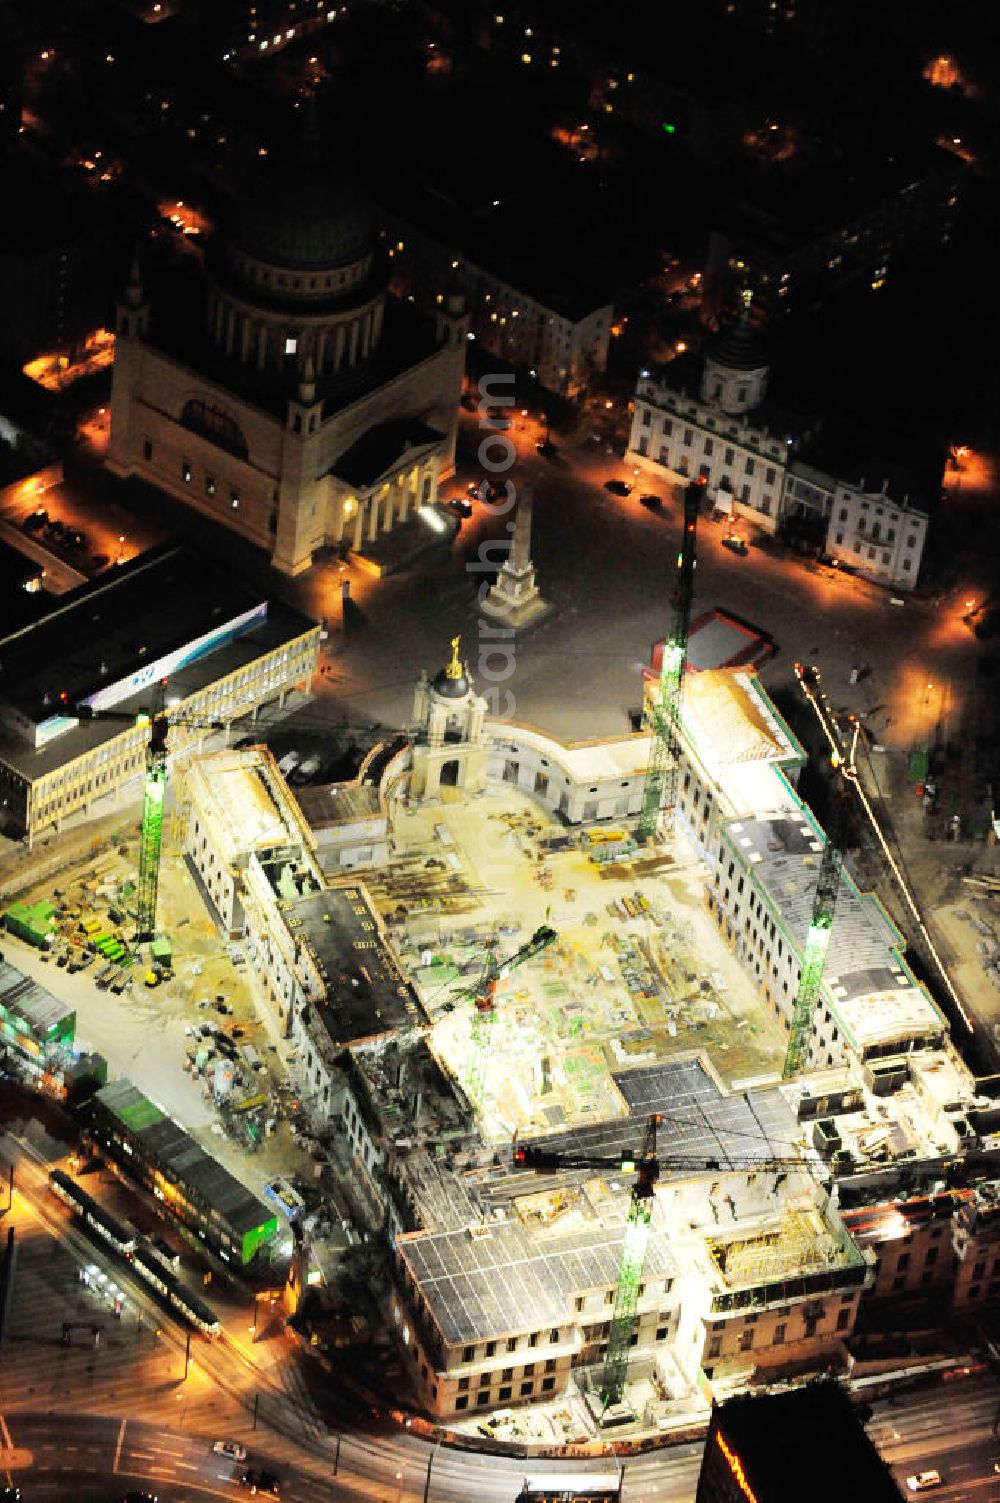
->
[240,1469,281,1495]
[22,509,47,533]
[448,497,473,518]
[92,553,110,569]
[906,1473,942,1492]
[536,441,557,458]
[721,533,749,556]
[214,1441,248,1463]
[604,479,633,496]
[639,493,662,510]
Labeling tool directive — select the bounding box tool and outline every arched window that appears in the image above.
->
[181,399,249,460]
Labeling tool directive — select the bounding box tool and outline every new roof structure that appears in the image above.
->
[398,1217,675,1347]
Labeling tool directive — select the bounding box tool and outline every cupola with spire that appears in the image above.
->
[700,289,769,415]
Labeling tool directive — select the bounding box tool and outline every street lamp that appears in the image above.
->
[116,534,126,565]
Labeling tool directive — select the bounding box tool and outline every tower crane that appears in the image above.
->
[76,687,227,941]
[636,479,704,842]
[512,1115,816,1414]
[461,925,557,1108]
[782,663,849,1079]
[782,837,844,1078]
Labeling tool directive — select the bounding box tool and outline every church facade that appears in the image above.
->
[107,131,468,575]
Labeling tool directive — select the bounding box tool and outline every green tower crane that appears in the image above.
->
[513,1118,812,1414]
[782,833,844,1078]
[463,925,557,1107]
[135,703,169,943]
[636,480,704,842]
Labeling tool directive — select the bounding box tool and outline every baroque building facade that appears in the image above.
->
[107,125,467,574]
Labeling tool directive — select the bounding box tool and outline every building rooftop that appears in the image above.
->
[485,1058,806,1206]
[638,354,803,445]
[646,610,776,679]
[0,547,317,780]
[94,1078,275,1237]
[296,782,383,832]
[146,260,443,424]
[289,885,418,1047]
[489,721,648,786]
[182,749,297,864]
[681,670,805,819]
[707,1382,903,1502]
[722,814,946,1054]
[329,418,442,489]
[398,1214,675,1347]
[0,960,75,1041]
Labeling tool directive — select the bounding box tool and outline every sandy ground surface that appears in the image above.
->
[362,784,785,1145]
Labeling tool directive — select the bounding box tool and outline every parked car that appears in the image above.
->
[604,479,632,496]
[22,509,47,533]
[639,493,662,511]
[906,1473,942,1493]
[721,533,749,556]
[92,553,110,569]
[448,497,473,518]
[214,1441,248,1463]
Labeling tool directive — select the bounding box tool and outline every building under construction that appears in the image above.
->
[169,651,989,1431]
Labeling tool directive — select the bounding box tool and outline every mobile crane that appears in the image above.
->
[512,1115,817,1414]
[636,479,704,842]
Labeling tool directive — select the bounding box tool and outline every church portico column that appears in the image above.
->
[398,472,413,523]
[317,328,328,373]
[368,490,381,541]
[360,314,371,360]
[334,324,347,372]
[351,501,364,551]
[349,320,360,367]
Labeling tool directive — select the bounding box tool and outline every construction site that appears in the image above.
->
[1,477,997,1446]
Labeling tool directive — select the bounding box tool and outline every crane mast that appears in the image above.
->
[464,926,556,1107]
[599,1113,659,1412]
[136,690,169,942]
[512,1118,815,1417]
[636,480,703,842]
[783,836,844,1078]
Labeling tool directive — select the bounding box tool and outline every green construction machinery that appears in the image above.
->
[636,480,704,842]
[462,925,557,1108]
[512,1117,812,1415]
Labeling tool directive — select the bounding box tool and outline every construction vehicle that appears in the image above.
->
[462,925,557,1108]
[512,1114,817,1415]
[636,479,704,842]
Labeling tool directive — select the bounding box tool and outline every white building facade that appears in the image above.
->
[108,135,468,576]
[626,326,929,590]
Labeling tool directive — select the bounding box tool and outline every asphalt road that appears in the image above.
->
[5,1378,1000,1503]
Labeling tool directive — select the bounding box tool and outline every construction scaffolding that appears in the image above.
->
[708,1207,830,1286]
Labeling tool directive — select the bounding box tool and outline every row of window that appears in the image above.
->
[454,1374,557,1409]
[461,1326,562,1362]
